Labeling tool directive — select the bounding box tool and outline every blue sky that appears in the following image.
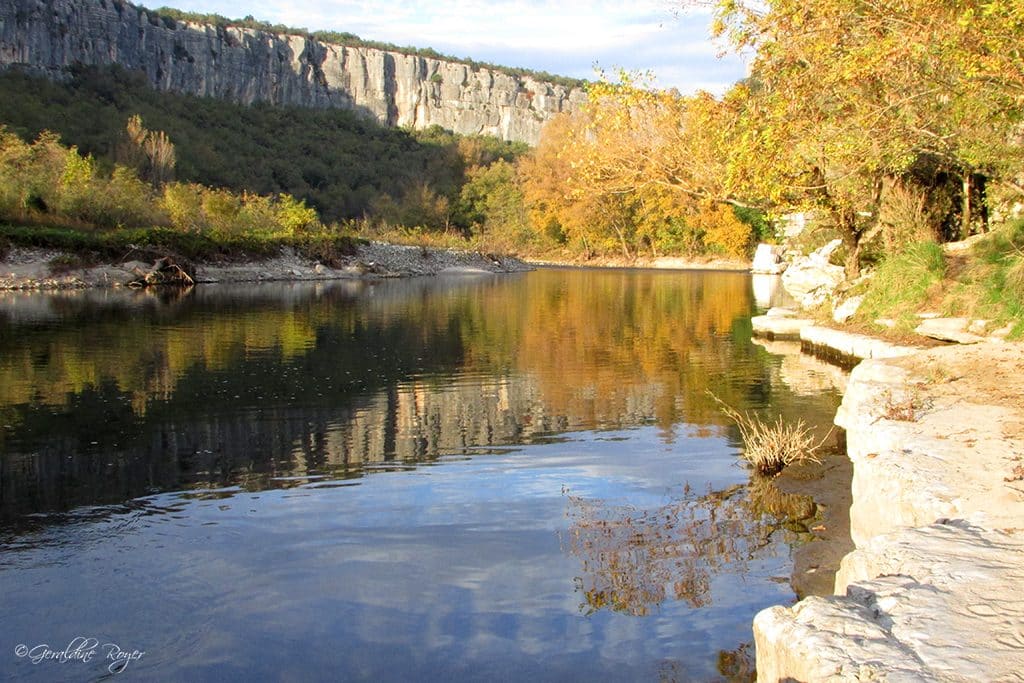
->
[151,0,748,94]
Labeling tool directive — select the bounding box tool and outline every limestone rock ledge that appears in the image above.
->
[755,343,1024,681]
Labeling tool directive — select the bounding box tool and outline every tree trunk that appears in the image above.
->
[835,208,862,280]
[977,174,989,233]
[612,224,632,261]
[961,172,972,240]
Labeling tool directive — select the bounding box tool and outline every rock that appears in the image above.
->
[766,307,798,318]
[756,344,1024,681]
[915,317,986,344]
[800,325,919,361]
[831,295,863,324]
[968,319,990,334]
[989,323,1014,340]
[942,233,987,254]
[751,314,812,339]
[0,0,583,144]
[874,318,897,328]
[781,239,845,307]
[836,345,1024,543]
[757,537,1024,682]
[751,243,786,274]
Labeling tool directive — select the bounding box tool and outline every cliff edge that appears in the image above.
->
[0,0,585,144]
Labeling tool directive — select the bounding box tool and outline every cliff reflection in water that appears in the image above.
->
[0,270,830,524]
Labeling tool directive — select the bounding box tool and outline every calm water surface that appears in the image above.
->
[0,269,840,681]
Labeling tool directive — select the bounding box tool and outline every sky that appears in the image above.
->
[150,0,749,94]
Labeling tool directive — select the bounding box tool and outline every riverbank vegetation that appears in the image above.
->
[0,124,358,263]
[0,65,765,262]
[849,220,1024,337]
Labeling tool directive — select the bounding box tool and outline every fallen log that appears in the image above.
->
[126,256,195,288]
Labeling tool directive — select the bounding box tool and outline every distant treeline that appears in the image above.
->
[144,5,587,90]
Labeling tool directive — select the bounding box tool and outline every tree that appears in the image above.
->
[696,0,1024,273]
[119,114,177,187]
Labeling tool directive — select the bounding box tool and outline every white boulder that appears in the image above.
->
[781,239,845,307]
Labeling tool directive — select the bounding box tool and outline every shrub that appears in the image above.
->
[102,166,164,227]
[712,395,829,476]
[56,148,98,220]
[275,193,320,235]
[161,182,206,231]
[878,181,943,251]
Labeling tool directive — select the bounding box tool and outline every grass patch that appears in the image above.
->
[959,221,1024,338]
[855,241,946,330]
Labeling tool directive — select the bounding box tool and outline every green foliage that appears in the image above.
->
[0,127,162,229]
[0,125,348,247]
[731,205,773,243]
[0,67,526,230]
[458,161,528,241]
[856,241,946,327]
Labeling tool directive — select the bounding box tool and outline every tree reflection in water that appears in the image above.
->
[562,475,817,616]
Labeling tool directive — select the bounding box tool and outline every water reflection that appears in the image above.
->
[563,476,817,617]
[0,270,843,681]
[0,270,833,525]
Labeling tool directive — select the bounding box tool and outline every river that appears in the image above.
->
[0,268,842,681]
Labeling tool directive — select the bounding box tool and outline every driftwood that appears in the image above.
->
[126,256,195,288]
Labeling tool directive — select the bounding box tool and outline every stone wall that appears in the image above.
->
[0,0,585,144]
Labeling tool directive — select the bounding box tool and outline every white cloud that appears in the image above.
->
[154,0,747,93]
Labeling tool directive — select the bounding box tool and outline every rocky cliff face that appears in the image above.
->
[0,0,585,144]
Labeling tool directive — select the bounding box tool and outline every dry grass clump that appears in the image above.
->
[878,388,925,422]
[712,395,831,476]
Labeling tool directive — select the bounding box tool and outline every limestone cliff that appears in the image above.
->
[0,0,585,144]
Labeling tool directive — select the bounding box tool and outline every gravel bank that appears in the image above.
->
[0,241,531,290]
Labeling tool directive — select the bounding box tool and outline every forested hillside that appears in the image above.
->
[0,66,526,228]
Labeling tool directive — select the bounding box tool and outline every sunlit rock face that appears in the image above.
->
[0,0,585,144]
[755,344,1024,681]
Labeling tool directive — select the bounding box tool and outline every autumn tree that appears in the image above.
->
[518,92,753,259]
[118,114,176,186]
[693,0,1024,274]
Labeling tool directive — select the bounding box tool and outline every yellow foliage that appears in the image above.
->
[691,204,751,258]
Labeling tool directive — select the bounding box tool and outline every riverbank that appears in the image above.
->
[753,321,1024,679]
[0,241,531,290]
[526,253,750,271]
